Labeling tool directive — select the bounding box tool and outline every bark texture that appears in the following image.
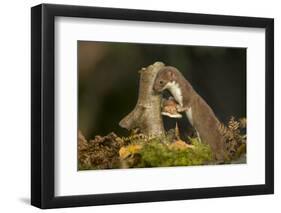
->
[119,62,165,136]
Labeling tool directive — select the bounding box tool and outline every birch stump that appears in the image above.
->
[119,62,165,136]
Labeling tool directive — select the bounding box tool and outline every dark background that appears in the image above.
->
[78,41,246,139]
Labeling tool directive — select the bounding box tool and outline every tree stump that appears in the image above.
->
[119,62,165,136]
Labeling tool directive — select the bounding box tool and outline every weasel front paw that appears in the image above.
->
[176,105,187,112]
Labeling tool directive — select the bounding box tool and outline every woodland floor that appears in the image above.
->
[78,117,246,170]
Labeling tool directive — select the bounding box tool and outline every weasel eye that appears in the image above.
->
[159,80,164,85]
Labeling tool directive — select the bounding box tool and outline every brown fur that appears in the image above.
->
[154,66,227,161]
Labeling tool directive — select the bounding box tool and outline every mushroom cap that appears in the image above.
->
[161,98,182,118]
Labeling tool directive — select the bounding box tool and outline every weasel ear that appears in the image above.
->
[168,70,175,79]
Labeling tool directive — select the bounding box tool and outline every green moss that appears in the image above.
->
[78,122,246,170]
[127,136,213,168]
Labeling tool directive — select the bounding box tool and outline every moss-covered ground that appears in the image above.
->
[78,117,246,170]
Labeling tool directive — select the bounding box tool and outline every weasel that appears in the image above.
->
[153,66,227,161]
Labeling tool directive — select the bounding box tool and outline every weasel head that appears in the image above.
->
[153,66,178,93]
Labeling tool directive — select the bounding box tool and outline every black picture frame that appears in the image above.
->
[31,3,274,209]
